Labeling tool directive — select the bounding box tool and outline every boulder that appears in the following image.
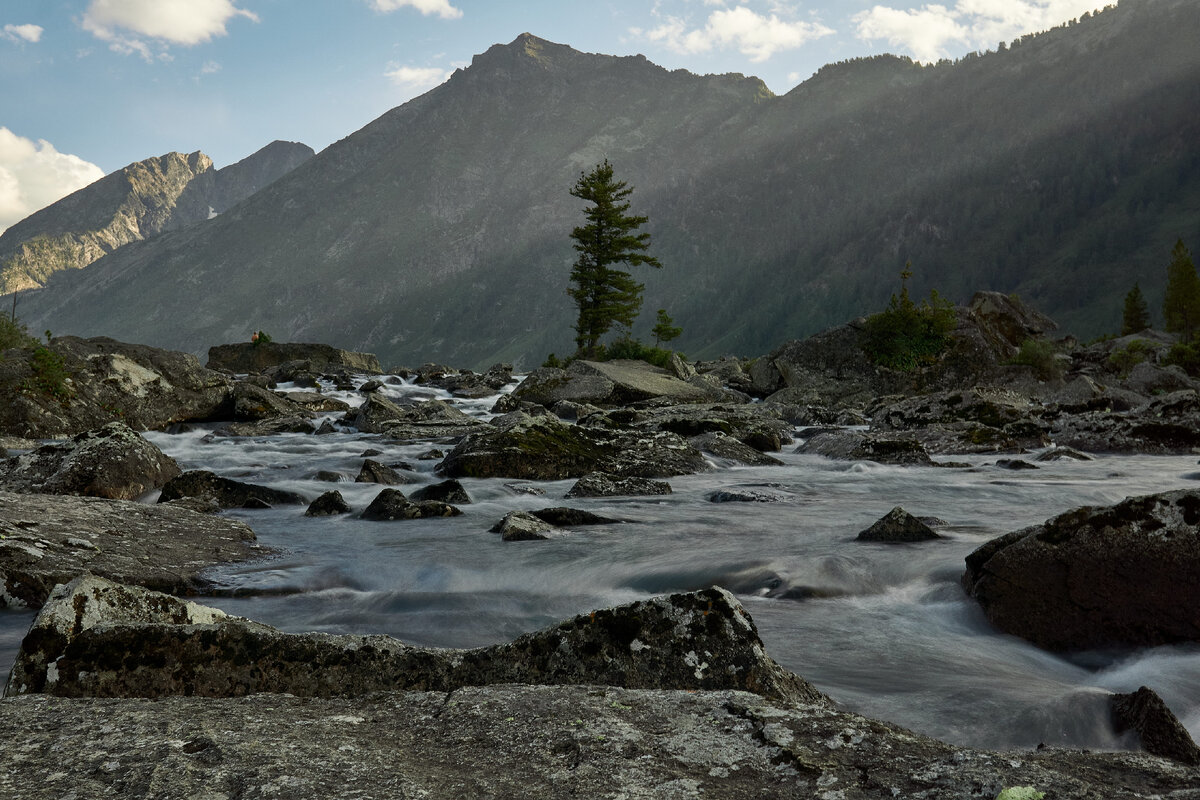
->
[1050,392,1200,454]
[360,488,462,521]
[995,459,1038,470]
[0,336,233,439]
[857,507,942,542]
[351,395,489,439]
[0,422,179,499]
[491,511,558,541]
[566,472,672,498]
[708,488,790,504]
[206,342,381,375]
[0,687,1195,800]
[355,459,414,485]
[1110,686,1200,765]
[689,431,784,466]
[0,491,262,608]
[437,413,708,481]
[158,470,307,509]
[409,479,471,505]
[7,578,822,705]
[796,430,933,466]
[512,360,713,407]
[962,489,1200,650]
[305,490,352,517]
[529,508,620,526]
[230,381,313,421]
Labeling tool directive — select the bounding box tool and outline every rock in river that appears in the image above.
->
[962,489,1200,650]
[158,469,307,509]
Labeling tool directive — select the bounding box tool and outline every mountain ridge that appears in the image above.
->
[13,1,1200,368]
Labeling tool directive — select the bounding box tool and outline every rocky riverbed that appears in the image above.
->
[2,297,1200,796]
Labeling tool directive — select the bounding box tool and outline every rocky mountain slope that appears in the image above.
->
[13,0,1200,368]
[0,140,313,294]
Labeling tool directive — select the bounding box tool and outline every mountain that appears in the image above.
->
[15,0,1200,368]
[0,141,313,294]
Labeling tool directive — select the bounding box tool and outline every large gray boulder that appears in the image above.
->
[0,422,180,499]
[206,341,381,374]
[0,336,233,439]
[0,491,263,608]
[962,489,1200,650]
[0,686,1195,800]
[7,577,822,704]
[796,429,933,466]
[351,395,489,439]
[158,470,307,509]
[512,359,713,407]
[438,412,708,480]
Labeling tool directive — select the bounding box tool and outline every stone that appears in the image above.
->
[360,488,462,521]
[1034,446,1093,462]
[857,507,942,542]
[995,458,1039,470]
[353,396,489,439]
[230,381,312,421]
[206,341,381,374]
[305,490,352,517]
[708,488,789,503]
[491,511,558,541]
[0,491,263,608]
[796,430,933,466]
[158,470,307,509]
[962,489,1200,650]
[0,336,233,439]
[438,412,708,481]
[0,422,180,499]
[512,360,714,407]
[409,479,471,505]
[0,686,1194,800]
[8,580,820,703]
[689,431,784,466]
[566,472,672,498]
[355,459,414,485]
[1110,686,1200,765]
[529,508,620,526]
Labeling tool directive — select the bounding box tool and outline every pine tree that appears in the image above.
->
[1120,283,1151,335]
[567,161,661,355]
[652,308,683,347]
[1163,239,1200,342]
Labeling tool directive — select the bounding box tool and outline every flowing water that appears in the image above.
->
[2,374,1199,753]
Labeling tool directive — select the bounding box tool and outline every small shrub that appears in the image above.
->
[542,353,564,369]
[1163,342,1200,377]
[861,268,956,372]
[251,330,272,346]
[21,344,72,404]
[1108,339,1152,377]
[1009,338,1063,381]
[0,316,35,351]
[603,337,678,369]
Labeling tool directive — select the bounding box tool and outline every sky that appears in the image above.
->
[0,0,1110,234]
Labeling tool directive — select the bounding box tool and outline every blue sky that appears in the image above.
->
[0,0,1108,233]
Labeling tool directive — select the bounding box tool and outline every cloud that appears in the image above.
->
[854,0,1106,62]
[0,128,106,236]
[2,24,44,43]
[384,64,452,93]
[636,5,833,63]
[370,0,463,20]
[82,0,258,60]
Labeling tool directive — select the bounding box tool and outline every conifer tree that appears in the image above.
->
[1120,283,1151,335]
[652,308,682,347]
[567,160,661,355]
[1163,239,1200,342]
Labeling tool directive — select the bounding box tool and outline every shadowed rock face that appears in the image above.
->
[158,470,307,509]
[962,489,1200,651]
[1111,686,1200,765]
[6,577,823,704]
[206,341,380,375]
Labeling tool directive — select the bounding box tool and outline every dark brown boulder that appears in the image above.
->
[962,489,1200,650]
[305,490,352,517]
[360,488,461,521]
[158,470,307,509]
[355,459,414,485]
[1111,686,1200,765]
[409,479,471,505]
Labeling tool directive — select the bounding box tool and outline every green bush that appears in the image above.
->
[1009,338,1063,380]
[602,337,678,369]
[861,270,956,372]
[21,344,72,404]
[1108,339,1152,377]
[0,316,35,351]
[1163,342,1200,376]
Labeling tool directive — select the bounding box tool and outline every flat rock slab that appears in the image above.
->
[0,491,266,608]
[0,687,1195,800]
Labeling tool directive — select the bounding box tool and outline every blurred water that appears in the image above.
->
[3,373,1198,752]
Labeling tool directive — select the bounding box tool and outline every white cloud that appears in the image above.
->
[2,24,44,43]
[200,60,221,74]
[636,5,833,63]
[0,128,106,236]
[854,0,1106,62]
[82,0,258,61]
[370,0,463,20]
[384,64,452,93]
